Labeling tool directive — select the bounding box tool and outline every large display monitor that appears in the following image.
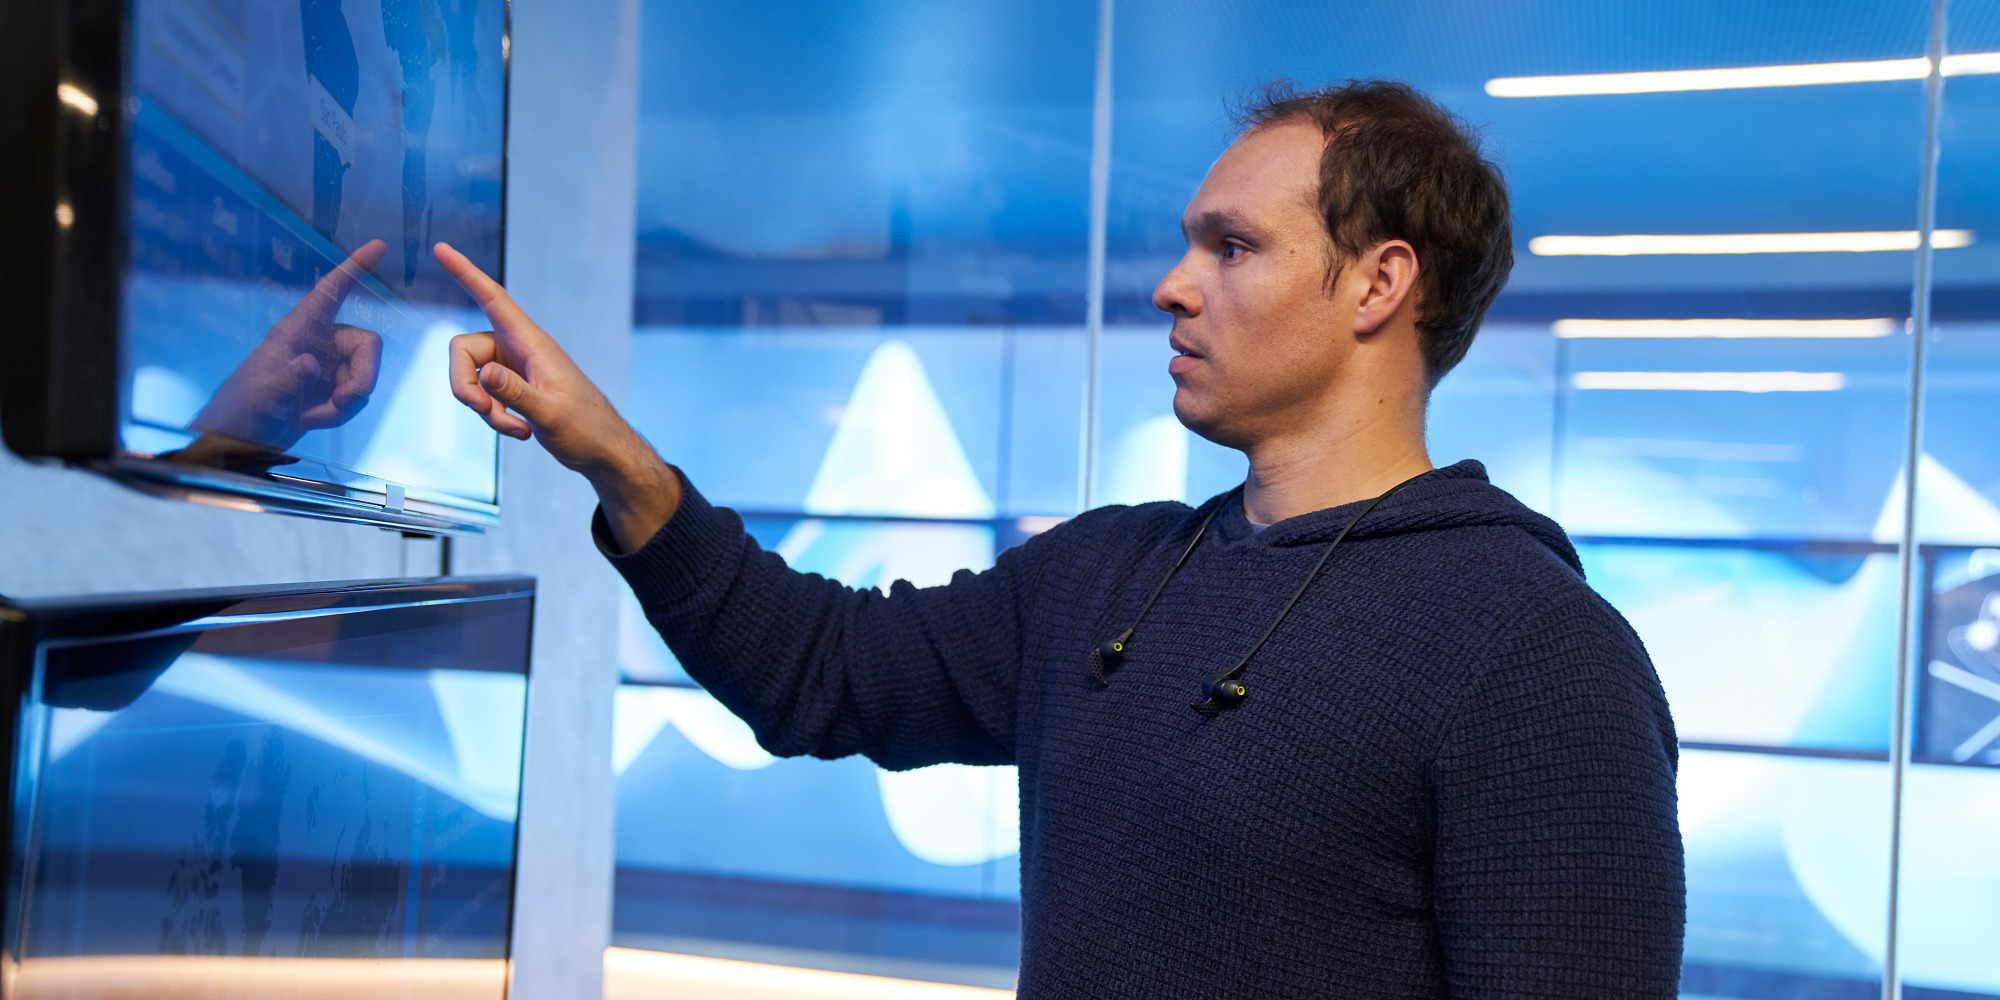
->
[0,575,533,998]
[1,0,508,533]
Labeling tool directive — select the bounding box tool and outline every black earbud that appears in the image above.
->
[1207,676,1248,706]
[1190,674,1248,718]
[1088,634,1133,687]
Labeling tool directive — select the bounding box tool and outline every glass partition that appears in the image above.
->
[611,0,1096,989]
[1896,3,2000,998]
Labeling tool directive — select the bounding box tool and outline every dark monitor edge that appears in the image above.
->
[0,0,508,537]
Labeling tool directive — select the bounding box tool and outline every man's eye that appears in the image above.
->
[1219,243,1243,260]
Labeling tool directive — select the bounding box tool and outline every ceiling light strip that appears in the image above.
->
[1528,230,1973,256]
[1487,51,2000,98]
[1571,371,1847,392]
[1552,318,1899,339]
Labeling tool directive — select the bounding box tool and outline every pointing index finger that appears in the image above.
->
[433,242,547,345]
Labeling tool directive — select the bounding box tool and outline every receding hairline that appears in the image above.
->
[1208,121,1336,229]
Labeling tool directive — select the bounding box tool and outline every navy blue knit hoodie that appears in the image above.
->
[602,459,1685,999]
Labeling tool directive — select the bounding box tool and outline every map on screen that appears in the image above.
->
[117,0,507,514]
[132,0,503,300]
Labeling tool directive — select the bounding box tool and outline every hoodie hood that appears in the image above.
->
[1217,460,1582,575]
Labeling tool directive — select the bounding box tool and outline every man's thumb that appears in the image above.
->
[479,363,542,418]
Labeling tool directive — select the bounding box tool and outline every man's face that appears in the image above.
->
[1154,120,1356,450]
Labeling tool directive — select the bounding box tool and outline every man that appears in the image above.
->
[436,80,1684,998]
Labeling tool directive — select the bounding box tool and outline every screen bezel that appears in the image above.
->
[0,0,512,536]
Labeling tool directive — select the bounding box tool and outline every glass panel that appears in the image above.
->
[1895,765,2000,997]
[629,329,1087,519]
[1555,334,1915,541]
[1895,3,2000,996]
[1426,326,1559,513]
[1582,544,1898,754]
[11,595,529,996]
[631,0,1098,520]
[1679,749,1891,997]
[613,677,1019,981]
[620,2,1094,977]
[613,515,1018,988]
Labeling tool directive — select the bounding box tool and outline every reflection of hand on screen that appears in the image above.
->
[179,240,387,469]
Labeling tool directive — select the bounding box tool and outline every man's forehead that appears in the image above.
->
[1182,121,1323,227]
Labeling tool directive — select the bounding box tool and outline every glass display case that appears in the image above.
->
[0,576,533,998]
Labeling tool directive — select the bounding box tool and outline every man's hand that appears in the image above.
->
[434,241,681,552]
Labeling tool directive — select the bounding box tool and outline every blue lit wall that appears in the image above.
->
[613,0,2000,994]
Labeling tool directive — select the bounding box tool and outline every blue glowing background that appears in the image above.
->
[610,0,2000,994]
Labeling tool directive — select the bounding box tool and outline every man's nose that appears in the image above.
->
[1152,255,1199,317]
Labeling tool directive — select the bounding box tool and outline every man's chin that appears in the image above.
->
[1171,395,1240,450]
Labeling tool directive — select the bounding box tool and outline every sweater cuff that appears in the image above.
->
[592,469,742,606]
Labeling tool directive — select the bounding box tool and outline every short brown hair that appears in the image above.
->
[1238,80,1513,384]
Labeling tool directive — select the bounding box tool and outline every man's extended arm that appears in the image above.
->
[432,242,1032,767]
[601,477,1037,767]
[1432,592,1686,998]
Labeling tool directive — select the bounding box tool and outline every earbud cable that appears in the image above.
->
[1190,470,1429,717]
[1087,486,1241,685]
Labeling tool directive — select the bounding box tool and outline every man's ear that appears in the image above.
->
[1351,240,1418,336]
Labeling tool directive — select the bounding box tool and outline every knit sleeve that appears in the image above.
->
[1430,588,1686,998]
[597,473,1043,770]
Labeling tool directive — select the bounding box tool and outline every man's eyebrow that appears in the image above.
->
[1181,209,1268,244]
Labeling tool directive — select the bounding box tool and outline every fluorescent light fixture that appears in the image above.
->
[1572,371,1846,392]
[1578,437,1802,462]
[1553,318,1898,339]
[56,82,98,117]
[1487,52,2000,97]
[1529,230,1973,255]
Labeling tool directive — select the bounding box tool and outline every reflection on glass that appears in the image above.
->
[1895,765,2000,996]
[167,240,386,474]
[1582,544,1898,753]
[1679,750,1889,996]
[1920,548,2000,766]
[119,0,505,509]
[1894,550,2000,996]
[616,2,1093,984]
[7,586,530,998]
[614,513,1019,987]
[1554,333,1917,541]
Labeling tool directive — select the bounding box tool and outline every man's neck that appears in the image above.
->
[1239,395,1433,526]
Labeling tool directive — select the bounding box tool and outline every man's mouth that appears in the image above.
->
[1168,332,1203,376]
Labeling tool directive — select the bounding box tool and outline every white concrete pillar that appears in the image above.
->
[454,0,641,996]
